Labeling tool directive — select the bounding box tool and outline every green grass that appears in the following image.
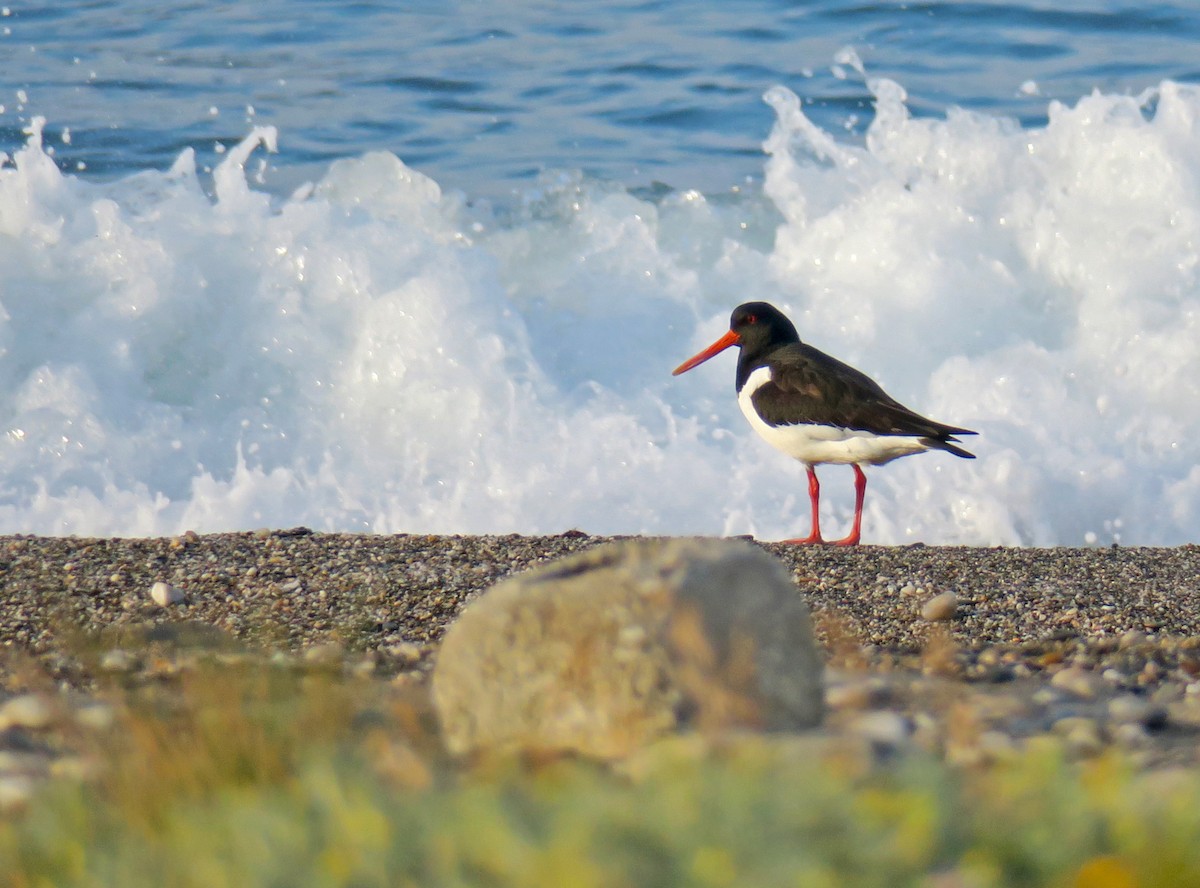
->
[1,661,1199,887]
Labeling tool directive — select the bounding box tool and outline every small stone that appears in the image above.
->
[1151,682,1185,706]
[0,694,54,730]
[1107,695,1167,730]
[920,591,958,622]
[1032,687,1063,705]
[0,775,34,812]
[303,643,344,664]
[978,647,1003,666]
[100,649,136,672]
[910,712,940,752]
[847,711,911,752]
[1052,716,1105,757]
[980,664,1017,683]
[1120,629,1148,650]
[1101,668,1127,685]
[74,702,117,732]
[1050,665,1104,700]
[1066,726,1105,758]
[352,657,377,678]
[150,581,185,606]
[947,728,1018,767]
[1112,722,1150,749]
[1107,695,1147,723]
[385,642,423,665]
[825,676,891,711]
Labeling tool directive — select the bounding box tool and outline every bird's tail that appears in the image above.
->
[921,436,976,459]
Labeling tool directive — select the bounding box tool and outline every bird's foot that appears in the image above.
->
[781,531,861,546]
[781,533,826,545]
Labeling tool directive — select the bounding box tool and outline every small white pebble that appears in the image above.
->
[1112,722,1150,748]
[74,702,116,731]
[0,694,53,730]
[847,711,911,749]
[1108,695,1166,728]
[100,649,135,672]
[1051,665,1104,700]
[150,580,185,606]
[920,591,958,622]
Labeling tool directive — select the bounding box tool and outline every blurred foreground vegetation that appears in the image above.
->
[1,661,1199,888]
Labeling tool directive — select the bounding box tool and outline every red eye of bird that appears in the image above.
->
[745,314,758,325]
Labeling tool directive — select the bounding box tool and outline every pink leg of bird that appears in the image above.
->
[783,465,825,545]
[829,464,867,547]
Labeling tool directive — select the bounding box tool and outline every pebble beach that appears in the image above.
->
[3,531,1200,777]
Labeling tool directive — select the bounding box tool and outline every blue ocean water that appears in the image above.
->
[6,1,1199,198]
[1,0,1200,545]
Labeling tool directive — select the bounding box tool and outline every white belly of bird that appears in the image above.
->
[737,366,931,467]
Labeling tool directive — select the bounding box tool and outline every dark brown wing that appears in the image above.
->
[750,343,977,449]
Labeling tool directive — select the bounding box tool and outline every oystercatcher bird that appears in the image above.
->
[672,302,976,545]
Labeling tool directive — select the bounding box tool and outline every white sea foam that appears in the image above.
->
[1,77,1198,546]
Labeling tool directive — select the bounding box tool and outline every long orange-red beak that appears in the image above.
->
[672,329,740,376]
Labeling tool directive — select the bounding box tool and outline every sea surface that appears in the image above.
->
[1,1,1199,545]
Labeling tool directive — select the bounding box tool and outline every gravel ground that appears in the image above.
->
[2,530,1200,778]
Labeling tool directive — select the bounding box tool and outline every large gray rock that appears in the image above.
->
[431,537,824,759]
